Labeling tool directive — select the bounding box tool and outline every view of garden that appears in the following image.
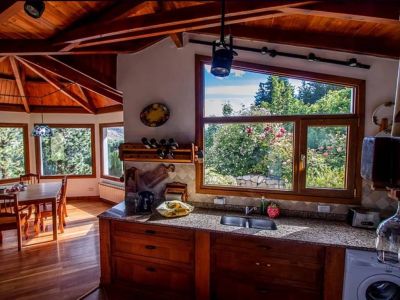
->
[204,66,352,190]
[0,127,25,180]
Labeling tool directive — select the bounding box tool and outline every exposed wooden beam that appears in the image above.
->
[15,57,96,114]
[9,56,30,113]
[170,33,184,48]
[16,56,123,104]
[76,84,96,112]
[0,56,8,63]
[281,1,400,25]
[55,1,314,45]
[195,25,400,59]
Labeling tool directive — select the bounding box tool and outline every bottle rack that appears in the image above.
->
[119,143,198,163]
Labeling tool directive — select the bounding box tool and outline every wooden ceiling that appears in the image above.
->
[0,0,399,114]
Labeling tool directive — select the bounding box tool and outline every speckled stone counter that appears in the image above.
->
[99,201,377,251]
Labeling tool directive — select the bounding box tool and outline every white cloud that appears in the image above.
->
[205,84,258,97]
[231,68,246,77]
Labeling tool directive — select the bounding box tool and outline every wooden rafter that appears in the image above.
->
[9,56,30,113]
[195,24,400,59]
[15,56,95,114]
[16,56,123,104]
[170,32,184,48]
[76,84,96,113]
[55,1,315,46]
[0,1,19,23]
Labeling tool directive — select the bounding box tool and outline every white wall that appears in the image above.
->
[119,34,398,143]
[117,34,399,212]
[0,111,123,197]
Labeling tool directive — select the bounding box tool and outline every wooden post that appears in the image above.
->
[323,247,346,300]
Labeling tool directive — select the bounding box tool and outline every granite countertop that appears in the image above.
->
[99,202,377,251]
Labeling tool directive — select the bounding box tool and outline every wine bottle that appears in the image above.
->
[168,138,179,149]
[157,148,165,159]
[159,139,167,146]
[149,138,159,148]
[141,137,151,149]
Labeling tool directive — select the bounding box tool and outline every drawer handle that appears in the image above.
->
[145,245,157,250]
[146,267,156,272]
[145,230,156,235]
[255,262,271,267]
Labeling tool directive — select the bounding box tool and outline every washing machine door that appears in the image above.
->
[358,274,400,300]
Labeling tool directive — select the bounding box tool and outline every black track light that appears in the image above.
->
[308,53,317,62]
[24,0,45,19]
[261,47,268,55]
[269,50,277,58]
[211,0,237,77]
[348,58,358,67]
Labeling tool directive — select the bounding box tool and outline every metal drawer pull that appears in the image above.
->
[255,262,271,267]
[146,267,156,272]
[145,230,156,235]
[145,245,157,250]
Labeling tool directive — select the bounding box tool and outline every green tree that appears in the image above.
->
[0,128,25,179]
[298,81,342,104]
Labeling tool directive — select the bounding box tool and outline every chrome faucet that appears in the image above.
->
[245,206,257,215]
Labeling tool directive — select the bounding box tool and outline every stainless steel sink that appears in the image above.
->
[220,215,248,227]
[248,218,277,230]
[220,216,277,230]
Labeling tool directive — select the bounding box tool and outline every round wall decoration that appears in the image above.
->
[140,103,170,127]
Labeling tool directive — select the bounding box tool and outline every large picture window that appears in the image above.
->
[196,55,364,204]
[100,123,124,181]
[0,123,29,183]
[35,124,95,178]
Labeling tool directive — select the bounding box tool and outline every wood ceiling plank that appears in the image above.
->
[55,1,315,45]
[16,55,123,104]
[195,25,400,59]
[0,1,20,24]
[9,56,30,113]
[15,56,95,114]
[281,1,400,25]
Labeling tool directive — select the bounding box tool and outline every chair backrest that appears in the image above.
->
[57,177,68,210]
[20,173,40,185]
[0,194,18,217]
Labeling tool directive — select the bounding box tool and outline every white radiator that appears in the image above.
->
[99,183,125,203]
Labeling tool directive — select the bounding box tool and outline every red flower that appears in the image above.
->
[275,132,284,138]
[264,126,273,133]
[279,127,286,133]
[245,127,253,135]
[323,152,329,157]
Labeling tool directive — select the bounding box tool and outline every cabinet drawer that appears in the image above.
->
[214,276,321,300]
[112,233,193,265]
[112,221,194,241]
[214,233,325,264]
[112,256,194,296]
[214,250,323,289]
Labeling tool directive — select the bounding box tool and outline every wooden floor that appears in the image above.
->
[0,200,112,300]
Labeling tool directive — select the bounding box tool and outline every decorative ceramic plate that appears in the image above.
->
[140,103,170,127]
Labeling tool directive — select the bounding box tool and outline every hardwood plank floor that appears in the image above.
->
[0,200,112,300]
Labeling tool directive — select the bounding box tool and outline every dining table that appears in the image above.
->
[13,182,62,241]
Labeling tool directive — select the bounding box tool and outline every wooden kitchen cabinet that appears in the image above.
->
[99,219,344,300]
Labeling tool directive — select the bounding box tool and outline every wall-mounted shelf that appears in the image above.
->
[119,143,197,163]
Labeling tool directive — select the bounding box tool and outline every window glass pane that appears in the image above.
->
[306,126,348,189]
[204,64,353,117]
[40,127,92,176]
[0,127,25,180]
[204,122,294,190]
[102,126,124,178]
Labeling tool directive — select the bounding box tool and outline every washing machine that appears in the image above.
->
[343,249,400,300]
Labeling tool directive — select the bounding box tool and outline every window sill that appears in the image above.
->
[196,185,360,205]
[40,174,96,179]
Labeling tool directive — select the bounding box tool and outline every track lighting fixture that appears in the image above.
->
[348,58,359,67]
[24,0,45,19]
[211,0,237,77]
[307,53,317,62]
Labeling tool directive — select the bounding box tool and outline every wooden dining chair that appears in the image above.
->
[0,194,31,251]
[35,177,68,234]
[20,173,40,185]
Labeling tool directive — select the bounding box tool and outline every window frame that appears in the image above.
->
[34,124,96,179]
[99,122,124,182]
[195,55,365,204]
[0,123,30,183]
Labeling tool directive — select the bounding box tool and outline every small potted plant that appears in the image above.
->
[267,202,280,219]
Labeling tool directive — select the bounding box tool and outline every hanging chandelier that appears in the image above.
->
[32,97,53,137]
[210,0,237,77]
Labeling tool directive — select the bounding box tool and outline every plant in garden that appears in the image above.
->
[0,127,25,180]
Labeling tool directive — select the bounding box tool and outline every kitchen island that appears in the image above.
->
[98,202,377,300]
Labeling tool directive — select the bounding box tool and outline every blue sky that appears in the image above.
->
[204,64,303,116]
